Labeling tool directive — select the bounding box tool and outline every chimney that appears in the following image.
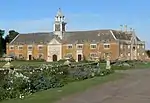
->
[124,25,127,32]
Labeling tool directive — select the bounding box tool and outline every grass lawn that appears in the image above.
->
[134,62,150,69]
[0,61,64,68]
[0,73,125,103]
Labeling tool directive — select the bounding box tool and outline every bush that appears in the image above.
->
[0,62,114,101]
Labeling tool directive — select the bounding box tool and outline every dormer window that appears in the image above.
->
[90,44,97,49]
[18,45,23,50]
[9,46,14,50]
[104,44,110,49]
[67,44,73,49]
[77,44,83,49]
[28,45,33,50]
[38,45,43,50]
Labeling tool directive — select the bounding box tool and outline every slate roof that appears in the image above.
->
[63,30,116,44]
[10,29,141,45]
[10,32,53,45]
[111,30,140,41]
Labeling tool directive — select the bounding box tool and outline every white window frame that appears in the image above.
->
[90,44,97,49]
[90,53,98,57]
[9,46,14,50]
[103,43,110,49]
[28,45,33,50]
[18,45,23,50]
[142,45,145,49]
[128,45,130,49]
[120,44,123,49]
[38,45,43,50]
[76,44,83,49]
[67,44,73,49]
[18,53,23,59]
[128,53,130,56]
[120,53,123,57]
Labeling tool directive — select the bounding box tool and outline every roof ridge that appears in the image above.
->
[66,29,112,33]
[20,32,52,35]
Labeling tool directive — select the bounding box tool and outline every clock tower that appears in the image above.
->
[53,8,67,39]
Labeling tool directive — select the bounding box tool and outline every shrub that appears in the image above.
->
[0,62,114,101]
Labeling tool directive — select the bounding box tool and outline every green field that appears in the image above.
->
[0,61,49,67]
[0,73,124,103]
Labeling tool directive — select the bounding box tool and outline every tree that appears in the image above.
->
[0,30,5,57]
[146,50,150,58]
[5,30,19,43]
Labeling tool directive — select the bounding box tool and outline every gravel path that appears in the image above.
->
[56,69,150,103]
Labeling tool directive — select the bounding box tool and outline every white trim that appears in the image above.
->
[18,45,23,50]
[128,45,130,49]
[48,38,61,45]
[103,43,110,49]
[38,45,43,47]
[76,44,83,49]
[10,34,20,44]
[90,44,97,49]
[110,30,117,40]
[90,52,98,57]
[67,44,73,49]
[9,45,14,50]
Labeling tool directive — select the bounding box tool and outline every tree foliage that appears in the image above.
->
[146,50,150,58]
[0,30,5,57]
[5,30,19,43]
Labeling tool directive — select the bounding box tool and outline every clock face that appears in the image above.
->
[55,24,60,31]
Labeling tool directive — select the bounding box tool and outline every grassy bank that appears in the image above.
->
[0,73,124,103]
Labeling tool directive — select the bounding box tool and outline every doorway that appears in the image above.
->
[29,55,32,60]
[78,54,82,61]
[52,54,57,61]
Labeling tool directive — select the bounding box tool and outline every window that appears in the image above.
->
[128,45,130,49]
[90,53,97,57]
[18,45,23,50]
[120,45,123,49]
[128,53,130,56]
[9,46,14,50]
[142,53,145,55]
[77,44,83,49]
[120,53,123,57]
[28,45,32,50]
[90,44,97,49]
[142,45,145,49]
[104,44,110,49]
[38,45,43,50]
[137,45,140,49]
[67,44,73,49]
[18,54,23,58]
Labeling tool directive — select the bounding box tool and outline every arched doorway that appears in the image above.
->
[78,54,82,61]
[132,46,137,60]
[52,54,57,61]
[29,55,32,60]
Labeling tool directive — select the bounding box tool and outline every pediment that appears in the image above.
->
[48,38,61,45]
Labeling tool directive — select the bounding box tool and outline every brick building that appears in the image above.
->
[6,8,147,62]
